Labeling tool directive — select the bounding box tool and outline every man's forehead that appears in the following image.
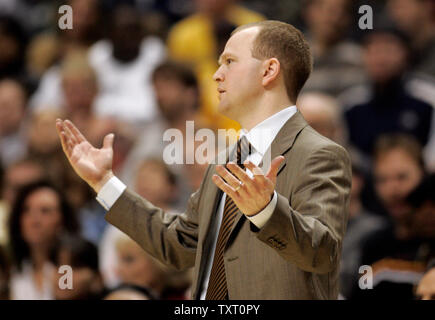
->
[219,26,260,60]
[228,26,260,45]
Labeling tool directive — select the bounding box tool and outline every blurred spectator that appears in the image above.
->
[372,134,425,236]
[1,159,46,207]
[29,2,163,126]
[0,15,28,83]
[52,234,105,300]
[0,0,57,37]
[8,181,78,299]
[355,134,432,299]
[134,158,179,211]
[60,50,115,146]
[241,0,301,24]
[114,232,191,299]
[297,91,345,143]
[87,3,166,124]
[0,245,10,299]
[0,79,28,168]
[27,0,102,80]
[407,174,435,241]
[120,60,205,209]
[387,0,435,79]
[26,109,71,188]
[342,27,434,166]
[100,157,183,289]
[0,159,46,247]
[167,0,264,130]
[25,109,97,218]
[416,260,435,300]
[301,0,366,96]
[103,284,155,300]
[340,162,388,299]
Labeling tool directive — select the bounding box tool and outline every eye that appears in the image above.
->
[226,58,233,65]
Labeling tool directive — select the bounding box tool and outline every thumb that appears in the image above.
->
[266,156,285,183]
[103,133,115,150]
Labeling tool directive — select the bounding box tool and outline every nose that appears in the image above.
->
[213,65,224,82]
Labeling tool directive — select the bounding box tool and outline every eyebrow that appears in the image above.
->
[218,53,233,66]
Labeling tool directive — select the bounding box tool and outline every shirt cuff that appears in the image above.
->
[246,191,277,229]
[96,176,126,210]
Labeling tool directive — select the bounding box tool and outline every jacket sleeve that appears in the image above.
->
[256,144,352,274]
[104,167,211,271]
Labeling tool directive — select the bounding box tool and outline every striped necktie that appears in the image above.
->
[206,136,252,300]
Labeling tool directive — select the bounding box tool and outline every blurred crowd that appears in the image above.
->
[0,0,434,300]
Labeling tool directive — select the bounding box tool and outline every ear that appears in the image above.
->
[261,58,280,87]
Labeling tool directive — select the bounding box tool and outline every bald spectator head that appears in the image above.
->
[297,92,342,142]
[0,79,26,137]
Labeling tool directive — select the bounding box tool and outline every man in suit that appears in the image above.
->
[56,20,352,299]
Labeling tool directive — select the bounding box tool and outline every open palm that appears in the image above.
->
[56,119,114,192]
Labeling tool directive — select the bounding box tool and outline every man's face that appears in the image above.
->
[111,7,142,62]
[213,27,264,120]
[2,162,44,205]
[363,34,407,84]
[62,75,97,113]
[116,241,163,288]
[0,80,25,136]
[387,0,430,33]
[20,188,63,247]
[305,0,350,44]
[153,76,196,121]
[374,148,423,221]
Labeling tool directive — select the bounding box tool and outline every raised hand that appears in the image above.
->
[55,119,114,193]
[212,156,285,216]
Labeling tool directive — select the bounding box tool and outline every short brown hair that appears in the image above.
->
[232,20,312,102]
[373,133,425,171]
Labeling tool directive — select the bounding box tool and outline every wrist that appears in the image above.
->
[93,171,114,193]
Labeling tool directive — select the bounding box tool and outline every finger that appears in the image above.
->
[55,119,64,134]
[225,162,254,187]
[63,123,78,145]
[215,165,243,189]
[244,160,265,177]
[103,133,115,150]
[265,156,285,181]
[243,161,270,188]
[56,120,67,142]
[65,119,87,143]
[212,174,238,199]
[59,132,72,157]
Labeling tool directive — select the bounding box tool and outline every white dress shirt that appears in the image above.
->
[96,105,298,299]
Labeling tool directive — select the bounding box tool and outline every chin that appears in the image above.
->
[217,101,232,117]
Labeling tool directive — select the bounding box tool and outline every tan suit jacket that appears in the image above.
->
[105,111,352,299]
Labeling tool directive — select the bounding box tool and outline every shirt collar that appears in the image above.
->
[239,105,297,156]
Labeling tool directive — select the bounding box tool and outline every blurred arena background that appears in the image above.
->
[0,0,434,300]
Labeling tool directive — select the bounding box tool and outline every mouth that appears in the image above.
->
[218,88,226,94]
